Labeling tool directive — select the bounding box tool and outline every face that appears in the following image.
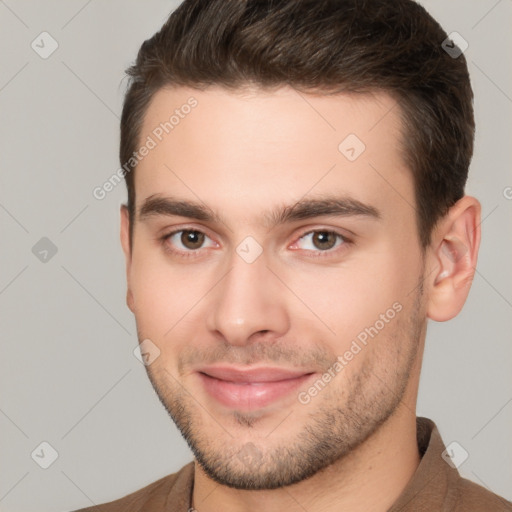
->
[121,85,428,490]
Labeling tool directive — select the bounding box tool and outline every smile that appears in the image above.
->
[196,366,316,410]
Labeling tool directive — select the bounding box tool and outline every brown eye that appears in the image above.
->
[180,230,205,249]
[311,231,338,250]
[293,230,346,254]
[162,229,217,258]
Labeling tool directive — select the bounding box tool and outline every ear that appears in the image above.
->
[426,196,481,322]
[120,205,135,313]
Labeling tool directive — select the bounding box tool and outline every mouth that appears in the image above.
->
[196,365,316,410]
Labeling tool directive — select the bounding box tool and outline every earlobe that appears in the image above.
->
[126,289,135,313]
[427,196,481,322]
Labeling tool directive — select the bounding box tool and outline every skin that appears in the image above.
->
[120,85,481,512]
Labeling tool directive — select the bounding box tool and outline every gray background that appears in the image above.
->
[1,1,511,510]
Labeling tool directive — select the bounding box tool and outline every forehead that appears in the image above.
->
[133,85,414,229]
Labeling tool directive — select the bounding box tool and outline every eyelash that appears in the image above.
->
[159,228,352,260]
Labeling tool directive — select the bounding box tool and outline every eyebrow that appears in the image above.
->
[138,194,381,228]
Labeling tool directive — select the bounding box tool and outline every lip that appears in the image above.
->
[196,365,316,410]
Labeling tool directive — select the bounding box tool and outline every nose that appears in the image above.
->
[205,249,290,347]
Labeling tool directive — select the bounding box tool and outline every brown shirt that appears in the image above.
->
[72,417,512,511]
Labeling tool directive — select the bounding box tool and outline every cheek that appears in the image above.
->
[129,248,226,352]
[129,250,198,336]
[285,248,417,350]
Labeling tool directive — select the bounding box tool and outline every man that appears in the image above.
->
[74,0,511,510]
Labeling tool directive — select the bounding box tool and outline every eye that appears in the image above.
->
[160,228,349,259]
[292,230,347,253]
[162,229,217,255]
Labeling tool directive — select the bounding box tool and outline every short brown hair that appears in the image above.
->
[120,0,474,248]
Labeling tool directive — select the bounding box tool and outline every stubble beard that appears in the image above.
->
[143,287,425,490]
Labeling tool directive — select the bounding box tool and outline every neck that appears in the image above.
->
[192,408,420,512]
